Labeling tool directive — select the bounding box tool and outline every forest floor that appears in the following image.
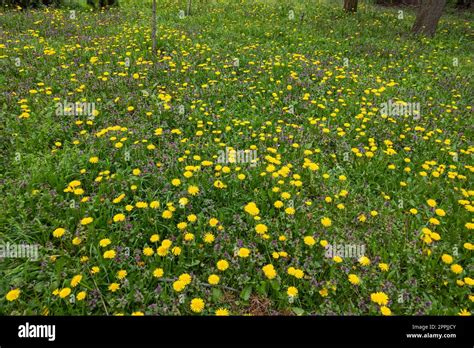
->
[0,0,473,315]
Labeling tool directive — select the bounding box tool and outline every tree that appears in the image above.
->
[343,0,358,12]
[456,0,471,9]
[3,0,62,8]
[186,0,192,16]
[86,0,118,9]
[412,0,446,37]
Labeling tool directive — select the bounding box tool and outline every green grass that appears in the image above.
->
[0,0,473,316]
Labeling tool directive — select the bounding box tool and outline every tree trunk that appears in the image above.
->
[456,0,471,9]
[344,0,358,12]
[412,0,446,37]
[186,0,192,15]
[152,0,157,54]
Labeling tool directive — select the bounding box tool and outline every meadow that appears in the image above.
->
[0,0,473,316]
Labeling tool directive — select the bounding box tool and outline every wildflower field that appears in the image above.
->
[1,0,473,316]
